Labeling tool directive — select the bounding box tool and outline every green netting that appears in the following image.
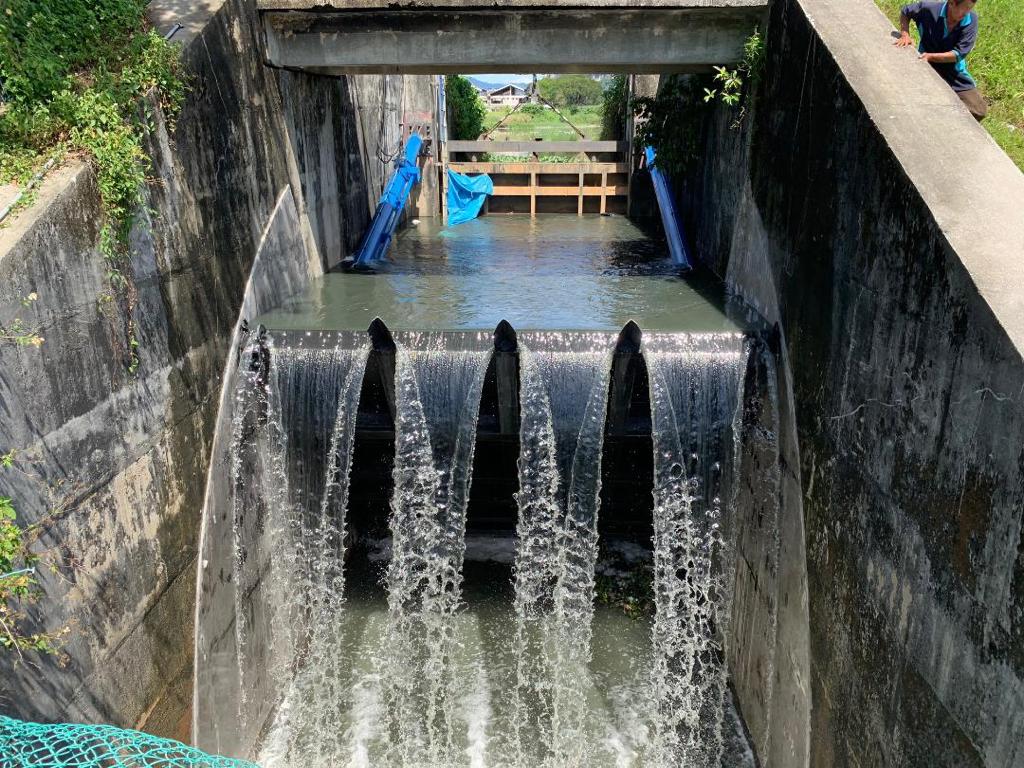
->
[0,715,259,767]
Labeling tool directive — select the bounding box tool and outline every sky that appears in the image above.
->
[472,74,533,83]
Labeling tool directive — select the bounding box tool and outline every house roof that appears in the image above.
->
[488,84,526,95]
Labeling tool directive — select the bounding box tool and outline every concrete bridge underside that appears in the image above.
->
[257,0,768,74]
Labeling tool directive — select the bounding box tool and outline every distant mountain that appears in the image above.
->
[467,76,530,92]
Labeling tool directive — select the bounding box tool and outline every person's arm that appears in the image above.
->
[920,51,956,62]
[922,17,977,63]
[895,2,922,46]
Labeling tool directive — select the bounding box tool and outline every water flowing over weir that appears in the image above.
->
[508,332,615,765]
[226,336,371,752]
[644,334,746,766]
[195,320,771,767]
[379,333,491,765]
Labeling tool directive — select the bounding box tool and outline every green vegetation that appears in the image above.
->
[875,0,1024,170]
[0,1,186,373]
[703,29,765,111]
[537,74,603,108]
[635,30,764,178]
[601,75,629,140]
[0,454,68,661]
[631,77,705,179]
[1,301,62,661]
[445,75,486,140]
[483,104,603,141]
[595,548,654,620]
[0,294,43,347]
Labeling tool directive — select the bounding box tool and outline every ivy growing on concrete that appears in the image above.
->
[0,0,187,374]
[634,29,765,178]
[0,454,70,663]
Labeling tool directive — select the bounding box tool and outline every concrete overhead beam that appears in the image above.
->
[257,0,765,7]
[260,4,768,74]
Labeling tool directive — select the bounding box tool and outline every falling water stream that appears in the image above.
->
[509,333,615,766]
[644,334,746,766]
[228,340,370,759]
[206,326,760,767]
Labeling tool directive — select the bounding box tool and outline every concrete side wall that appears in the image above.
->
[0,0,431,737]
[682,0,1024,765]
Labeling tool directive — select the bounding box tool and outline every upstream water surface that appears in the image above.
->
[258,216,740,334]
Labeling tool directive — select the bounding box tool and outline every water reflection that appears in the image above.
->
[258,215,742,333]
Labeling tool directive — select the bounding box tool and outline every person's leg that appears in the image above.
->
[957,88,988,122]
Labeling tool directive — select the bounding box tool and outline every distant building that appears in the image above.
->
[486,84,528,107]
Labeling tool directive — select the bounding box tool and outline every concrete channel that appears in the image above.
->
[0,0,1022,766]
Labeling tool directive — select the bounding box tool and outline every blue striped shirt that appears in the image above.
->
[901,1,978,91]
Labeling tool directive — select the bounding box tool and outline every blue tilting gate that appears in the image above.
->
[349,133,423,270]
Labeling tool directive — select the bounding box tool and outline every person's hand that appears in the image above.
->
[894,31,914,47]
[918,52,933,62]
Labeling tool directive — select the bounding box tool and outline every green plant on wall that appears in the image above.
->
[633,29,765,178]
[600,75,629,141]
[0,294,44,348]
[0,455,69,662]
[0,1,186,375]
[0,301,65,661]
[632,76,706,179]
[703,29,765,111]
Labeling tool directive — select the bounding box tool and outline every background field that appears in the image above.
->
[482,105,604,141]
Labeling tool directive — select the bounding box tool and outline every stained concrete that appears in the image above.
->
[679,0,1024,765]
[0,0,435,739]
[147,0,225,46]
[257,0,766,7]
[260,4,768,74]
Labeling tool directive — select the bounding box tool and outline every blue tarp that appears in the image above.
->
[447,169,493,226]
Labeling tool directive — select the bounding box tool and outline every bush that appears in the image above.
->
[445,75,486,140]
[635,30,764,177]
[633,76,706,179]
[0,470,68,660]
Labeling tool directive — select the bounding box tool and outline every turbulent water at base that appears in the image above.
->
[221,329,756,768]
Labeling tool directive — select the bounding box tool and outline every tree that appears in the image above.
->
[601,75,628,140]
[445,75,486,140]
[537,75,603,108]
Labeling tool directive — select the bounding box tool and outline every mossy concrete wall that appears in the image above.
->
[682,0,1024,765]
[0,0,433,739]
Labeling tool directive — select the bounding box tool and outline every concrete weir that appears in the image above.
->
[257,0,769,74]
[0,0,1023,765]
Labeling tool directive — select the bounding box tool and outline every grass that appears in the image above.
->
[874,0,1024,170]
[483,104,604,141]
